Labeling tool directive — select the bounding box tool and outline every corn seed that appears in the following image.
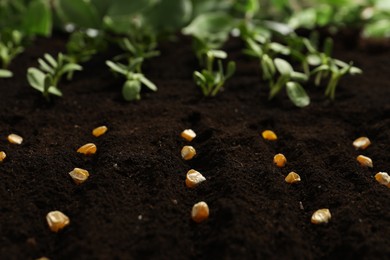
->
[191,201,209,223]
[8,134,23,144]
[181,146,196,160]
[273,153,287,167]
[69,168,89,185]
[181,129,196,142]
[285,172,301,184]
[357,155,373,168]
[311,208,331,224]
[46,211,70,232]
[262,130,277,141]
[353,137,371,150]
[77,143,97,155]
[0,151,6,162]
[92,126,108,137]
[375,172,390,188]
[186,169,206,188]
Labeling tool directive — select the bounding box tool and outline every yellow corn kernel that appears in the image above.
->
[69,168,90,185]
[8,133,23,144]
[92,126,108,137]
[311,208,331,224]
[262,130,277,141]
[0,151,6,162]
[285,172,301,184]
[181,129,196,142]
[46,211,70,232]
[375,172,390,188]
[186,169,206,188]
[77,143,97,156]
[181,146,196,160]
[273,153,287,167]
[357,155,373,168]
[353,137,371,150]
[191,201,209,223]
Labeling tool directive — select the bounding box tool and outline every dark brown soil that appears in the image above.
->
[0,34,389,260]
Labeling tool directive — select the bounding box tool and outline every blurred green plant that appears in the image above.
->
[27,53,82,100]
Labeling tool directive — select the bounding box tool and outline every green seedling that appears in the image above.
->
[106,59,157,101]
[114,37,160,73]
[312,59,362,99]
[193,49,236,97]
[66,30,106,80]
[0,30,24,78]
[27,53,82,100]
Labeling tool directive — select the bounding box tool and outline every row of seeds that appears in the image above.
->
[48,126,108,232]
[180,129,209,223]
[354,137,390,187]
[262,130,331,224]
[263,131,390,225]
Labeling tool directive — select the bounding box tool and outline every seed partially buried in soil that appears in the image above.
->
[77,143,97,156]
[273,153,287,167]
[186,169,206,188]
[46,210,70,232]
[181,145,196,160]
[353,137,371,150]
[311,209,331,224]
[357,155,373,168]
[69,168,90,185]
[262,130,277,141]
[181,129,196,142]
[191,201,209,223]
[285,172,301,184]
[92,126,108,137]
[0,151,6,162]
[7,134,23,144]
[375,172,390,188]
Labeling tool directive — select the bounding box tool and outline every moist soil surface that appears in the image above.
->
[0,34,389,260]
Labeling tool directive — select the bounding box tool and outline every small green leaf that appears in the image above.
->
[0,69,13,78]
[311,64,330,75]
[291,71,308,82]
[27,68,45,91]
[122,80,141,101]
[269,42,290,55]
[48,86,63,96]
[38,58,54,74]
[44,53,58,68]
[207,50,227,59]
[306,54,321,66]
[59,63,83,75]
[139,75,157,91]
[350,67,362,75]
[286,82,310,107]
[274,58,293,76]
[106,60,127,75]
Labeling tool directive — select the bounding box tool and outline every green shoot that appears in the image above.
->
[106,23,160,101]
[0,30,24,78]
[106,59,157,101]
[27,53,82,100]
[193,50,236,97]
[66,30,106,80]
